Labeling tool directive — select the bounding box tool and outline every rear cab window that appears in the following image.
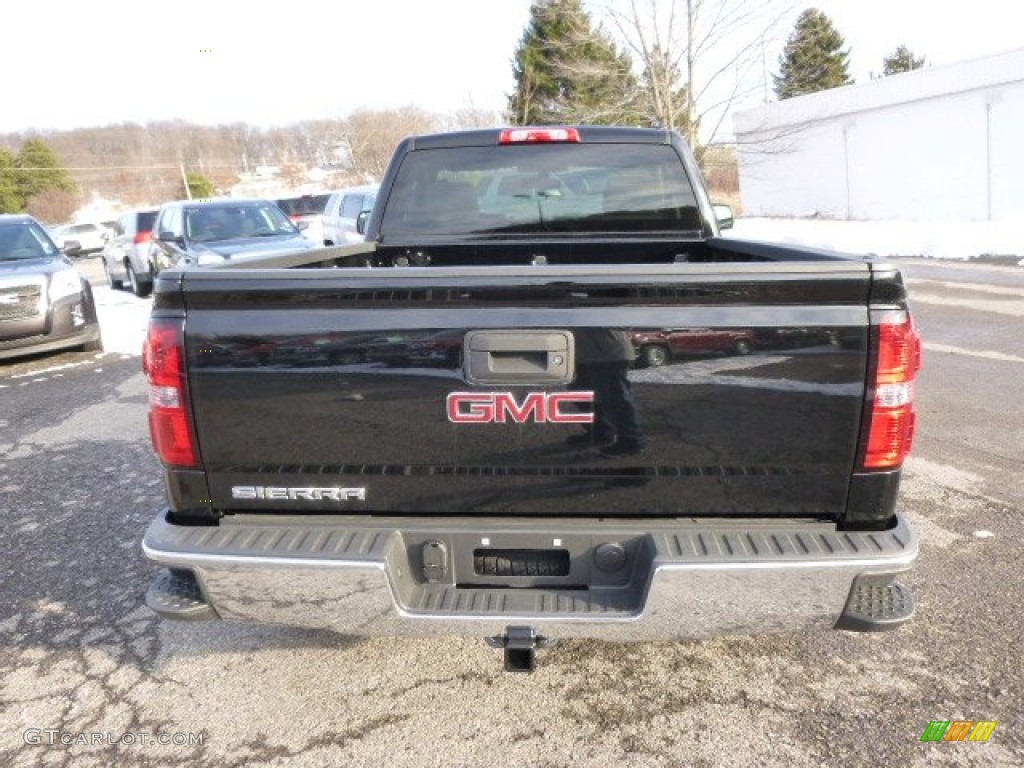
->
[136,211,157,232]
[277,195,331,217]
[379,143,701,238]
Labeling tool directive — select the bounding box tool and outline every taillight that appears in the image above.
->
[861,312,921,469]
[143,317,198,467]
[499,127,580,144]
[133,230,152,245]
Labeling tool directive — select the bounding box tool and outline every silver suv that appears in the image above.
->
[321,184,378,245]
[148,199,315,272]
[100,208,159,297]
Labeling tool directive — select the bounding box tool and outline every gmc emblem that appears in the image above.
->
[447,391,594,424]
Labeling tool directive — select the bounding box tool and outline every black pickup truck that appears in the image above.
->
[141,126,921,671]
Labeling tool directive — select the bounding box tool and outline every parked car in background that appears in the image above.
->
[322,184,378,245]
[0,214,102,360]
[50,222,110,256]
[276,194,330,246]
[148,199,315,272]
[100,208,159,297]
[631,327,758,367]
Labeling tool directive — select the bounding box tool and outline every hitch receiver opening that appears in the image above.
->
[485,625,556,673]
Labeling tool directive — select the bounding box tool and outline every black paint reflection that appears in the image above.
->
[631,327,758,368]
[188,321,867,517]
[191,324,862,372]
[572,329,645,456]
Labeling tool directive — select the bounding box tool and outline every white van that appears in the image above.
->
[321,184,379,245]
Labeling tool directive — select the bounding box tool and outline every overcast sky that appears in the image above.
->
[3,0,1022,135]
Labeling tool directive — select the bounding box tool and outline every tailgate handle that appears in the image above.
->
[464,330,575,385]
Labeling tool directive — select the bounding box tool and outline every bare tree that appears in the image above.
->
[605,0,795,160]
[446,102,503,131]
[343,107,442,179]
[24,187,81,224]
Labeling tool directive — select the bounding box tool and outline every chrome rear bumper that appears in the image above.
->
[142,512,917,640]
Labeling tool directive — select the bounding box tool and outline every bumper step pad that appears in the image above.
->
[834,574,915,632]
[146,569,218,621]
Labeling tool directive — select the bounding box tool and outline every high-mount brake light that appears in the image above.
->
[143,317,198,467]
[861,312,922,469]
[499,127,580,144]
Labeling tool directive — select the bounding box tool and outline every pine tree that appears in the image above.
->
[773,8,852,100]
[14,138,76,201]
[0,148,22,213]
[184,172,214,200]
[882,45,925,76]
[508,0,641,125]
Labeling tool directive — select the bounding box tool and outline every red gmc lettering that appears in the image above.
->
[447,392,594,424]
[493,392,545,423]
[446,392,494,423]
[546,392,596,423]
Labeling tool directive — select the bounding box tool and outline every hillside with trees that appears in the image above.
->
[0,139,78,219]
[0,107,491,219]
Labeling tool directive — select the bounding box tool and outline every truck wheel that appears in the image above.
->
[735,339,752,355]
[641,345,668,368]
[127,263,153,298]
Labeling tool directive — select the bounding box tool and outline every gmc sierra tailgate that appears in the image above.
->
[174,261,872,520]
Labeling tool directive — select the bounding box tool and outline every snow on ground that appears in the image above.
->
[727,217,1024,262]
[90,285,150,357]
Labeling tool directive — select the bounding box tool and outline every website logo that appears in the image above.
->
[920,720,996,742]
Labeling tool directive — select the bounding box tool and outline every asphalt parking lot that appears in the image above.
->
[1,257,1021,767]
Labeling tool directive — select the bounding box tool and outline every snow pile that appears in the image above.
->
[727,218,1024,261]
[90,285,151,357]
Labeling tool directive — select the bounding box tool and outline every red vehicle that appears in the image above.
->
[631,327,757,367]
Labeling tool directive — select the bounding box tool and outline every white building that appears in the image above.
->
[732,47,1024,221]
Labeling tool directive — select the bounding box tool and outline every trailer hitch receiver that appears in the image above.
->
[485,625,557,673]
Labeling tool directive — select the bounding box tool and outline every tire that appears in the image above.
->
[126,262,153,298]
[735,339,752,355]
[104,259,123,290]
[641,345,669,368]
